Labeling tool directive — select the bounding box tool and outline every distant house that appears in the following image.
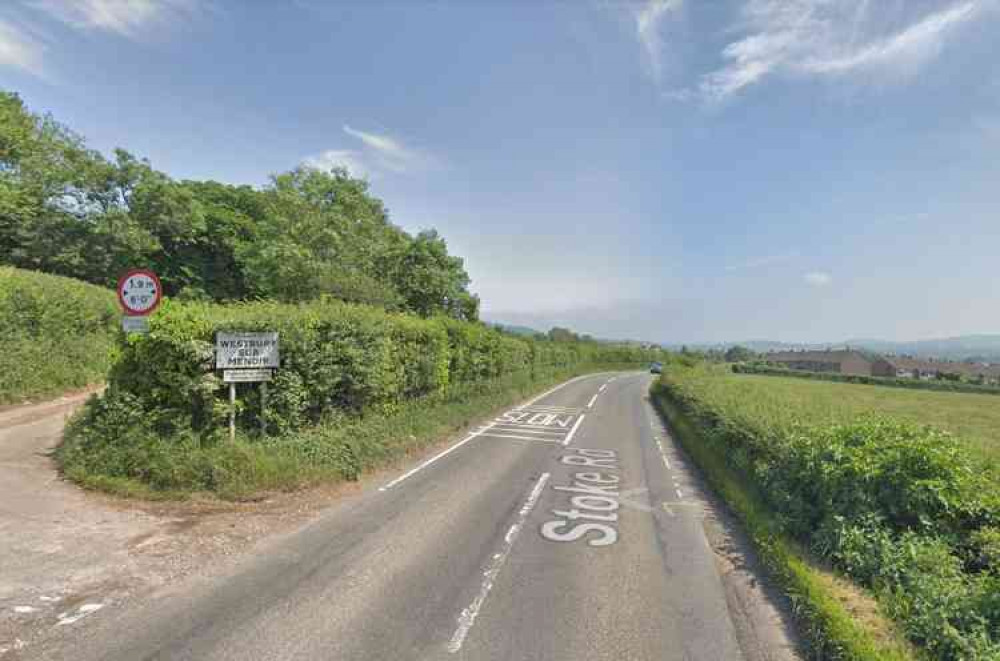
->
[763,350,887,377]
[876,357,1000,385]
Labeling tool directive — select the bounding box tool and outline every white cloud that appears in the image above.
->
[803,271,832,286]
[302,149,373,180]
[303,125,433,180]
[697,0,983,102]
[632,0,683,82]
[29,0,200,38]
[342,124,429,174]
[0,18,46,77]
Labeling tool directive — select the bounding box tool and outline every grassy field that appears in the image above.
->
[658,364,1000,658]
[706,370,1000,458]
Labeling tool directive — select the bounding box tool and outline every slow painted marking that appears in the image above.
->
[447,473,550,653]
[586,394,599,409]
[486,425,565,437]
[562,413,586,446]
[479,432,563,443]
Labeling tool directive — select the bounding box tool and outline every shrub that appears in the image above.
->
[0,266,118,403]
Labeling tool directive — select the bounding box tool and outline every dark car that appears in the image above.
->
[649,361,663,374]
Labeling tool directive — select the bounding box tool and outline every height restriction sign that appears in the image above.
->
[117,269,162,316]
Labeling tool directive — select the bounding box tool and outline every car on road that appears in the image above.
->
[649,361,663,374]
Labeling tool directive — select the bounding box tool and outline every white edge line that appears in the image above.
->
[448,472,551,653]
[562,413,586,446]
[379,423,494,491]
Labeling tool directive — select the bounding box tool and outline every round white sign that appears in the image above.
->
[117,269,162,316]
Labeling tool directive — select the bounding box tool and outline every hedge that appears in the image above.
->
[661,364,1000,659]
[735,362,1000,396]
[59,297,661,495]
[98,298,654,439]
[0,266,118,403]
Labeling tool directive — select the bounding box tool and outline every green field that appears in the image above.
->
[685,368,1000,459]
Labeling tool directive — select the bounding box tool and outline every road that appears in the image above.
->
[38,372,798,661]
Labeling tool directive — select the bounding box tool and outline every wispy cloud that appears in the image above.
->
[725,252,800,271]
[0,17,46,77]
[700,0,983,102]
[304,125,434,180]
[29,0,201,39]
[804,271,832,287]
[635,0,987,103]
[632,0,683,82]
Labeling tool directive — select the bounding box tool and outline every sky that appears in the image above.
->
[1,0,998,344]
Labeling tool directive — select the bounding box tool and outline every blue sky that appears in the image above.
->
[1,0,998,343]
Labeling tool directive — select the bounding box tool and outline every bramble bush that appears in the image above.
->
[657,363,1000,660]
[0,266,118,403]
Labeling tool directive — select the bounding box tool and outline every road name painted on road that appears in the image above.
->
[540,447,621,547]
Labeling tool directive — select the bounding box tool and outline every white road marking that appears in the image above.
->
[598,384,607,392]
[486,425,565,437]
[587,394,599,409]
[13,606,37,614]
[379,424,495,491]
[675,488,684,499]
[480,432,563,444]
[57,603,103,626]
[518,373,595,409]
[448,473,551,653]
[562,413,586,446]
[654,438,672,469]
[380,373,604,491]
[517,405,579,413]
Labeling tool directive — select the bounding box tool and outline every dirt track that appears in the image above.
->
[0,392,350,658]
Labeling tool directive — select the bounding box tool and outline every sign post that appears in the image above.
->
[215,332,280,441]
[117,269,162,334]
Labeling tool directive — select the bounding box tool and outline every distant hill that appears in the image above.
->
[491,323,542,337]
[665,335,1000,362]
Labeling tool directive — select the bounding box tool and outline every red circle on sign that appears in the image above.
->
[117,269,163,316]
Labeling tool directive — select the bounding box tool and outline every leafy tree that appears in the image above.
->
[0,89,480,317]
[547,327,579,342]
[390,229,478,321]
[724,345,755,363]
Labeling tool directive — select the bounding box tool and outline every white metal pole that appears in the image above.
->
[229,382,236,442]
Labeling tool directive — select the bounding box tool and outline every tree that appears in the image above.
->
[547,327,579,342]
[0,90,481,315]
[724,345,755,363]
[390,230,478,321]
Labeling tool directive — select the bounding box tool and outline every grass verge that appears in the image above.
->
[60,365,628,500]
[650,383,919,661]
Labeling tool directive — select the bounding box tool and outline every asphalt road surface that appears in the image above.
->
[47,372,796,661]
